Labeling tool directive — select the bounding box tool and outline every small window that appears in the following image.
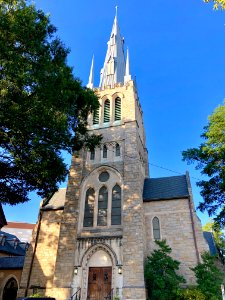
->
[97,186,108,226]
[99,171,110,182]
[115,143,120,157]
[111,185,121,225]
[104,100,110,123]
[103,145,107,158]
[93,108,99,125]
[152,217,160,240]
[114,97,121,121]
[90,149,95,160]
[83,188,95,227]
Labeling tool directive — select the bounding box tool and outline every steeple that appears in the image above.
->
[99,10,126,88]
[124,47,131,83]
[87,55,94,89]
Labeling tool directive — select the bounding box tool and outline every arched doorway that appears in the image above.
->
[2,277,18,300]
[87,250,112,300]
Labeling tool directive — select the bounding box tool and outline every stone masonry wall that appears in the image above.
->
[144,198,209,285]
[18,210,63,298]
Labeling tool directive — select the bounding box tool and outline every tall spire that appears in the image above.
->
[87,55,94,89]
[99,10,126,88]
[124,47,131,83]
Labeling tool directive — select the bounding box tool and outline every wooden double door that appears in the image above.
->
[87,267,112,300]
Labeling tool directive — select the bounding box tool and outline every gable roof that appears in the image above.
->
[143,175,189,201]
[203,231,218,256]
[41,188,66,211]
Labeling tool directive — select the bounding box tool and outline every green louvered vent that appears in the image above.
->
[104,100,110,123]
[93,108,99,125]
[114,97,121,121]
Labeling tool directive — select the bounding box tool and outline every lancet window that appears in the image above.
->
[152,217,161,240]
[93,107,99,125]
[103,145,107,158]
[115,143,120,157]
[90,149,95,160]
[97,186,108,226]
[83,188,95,227]
[104,100,110,123]
[111,185,121,225]
[114,97,121,121]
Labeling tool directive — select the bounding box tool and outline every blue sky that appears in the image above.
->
[3,0,225,225]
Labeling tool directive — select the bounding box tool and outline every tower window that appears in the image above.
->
[103,145,107,158]
[114,97,121,121]
[115,143,120,157]
[97,186,108,226]
[83,188,95,227]
[93,107,99,125]
[152,217,160,240]
[90,149,95,160]
[104,100,110,123]
[111,185,121,225]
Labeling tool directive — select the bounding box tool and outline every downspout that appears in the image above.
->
[186,171,200,264]
[25,210,43,296]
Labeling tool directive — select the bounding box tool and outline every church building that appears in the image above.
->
[18,12,208,300]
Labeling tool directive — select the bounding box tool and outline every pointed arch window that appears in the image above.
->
[152,217,160,240]
[114,97,121,121]
[83,188,95,227]
[93,107,99,125]
[103,145,107,158]
[90,149,95,160]
[97,186,108,226]
[115,143,120,157]
[111,185,121,225]
[104,100,110,123]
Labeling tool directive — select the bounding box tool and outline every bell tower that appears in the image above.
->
[60,12,149,299]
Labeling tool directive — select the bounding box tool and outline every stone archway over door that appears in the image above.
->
[2,278,18,300]
[87,267,112,300]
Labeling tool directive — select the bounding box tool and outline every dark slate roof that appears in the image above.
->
[42,188,66,211]
[143,175,189,201]
[0,256,25,269]
[0,231,27,256]
[203,231,218,256]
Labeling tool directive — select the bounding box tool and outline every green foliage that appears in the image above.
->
[0,0,101,205]
[144,239,186,300]
[191,252,223,300]
[28,293,43,298]
[182,102,225,227]
[177,287,206,300]
[204,0,225,10]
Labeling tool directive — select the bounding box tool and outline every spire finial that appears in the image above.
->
[115,5,118,17]
[87,55,94,89]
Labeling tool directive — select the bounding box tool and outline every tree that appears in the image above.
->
[191,252,223,300]
[204,0,225,10]
[182,102,225,227]
[144,240,186,300]
[0,0,101,205]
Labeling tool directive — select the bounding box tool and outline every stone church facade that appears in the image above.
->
[18,13,208,300]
